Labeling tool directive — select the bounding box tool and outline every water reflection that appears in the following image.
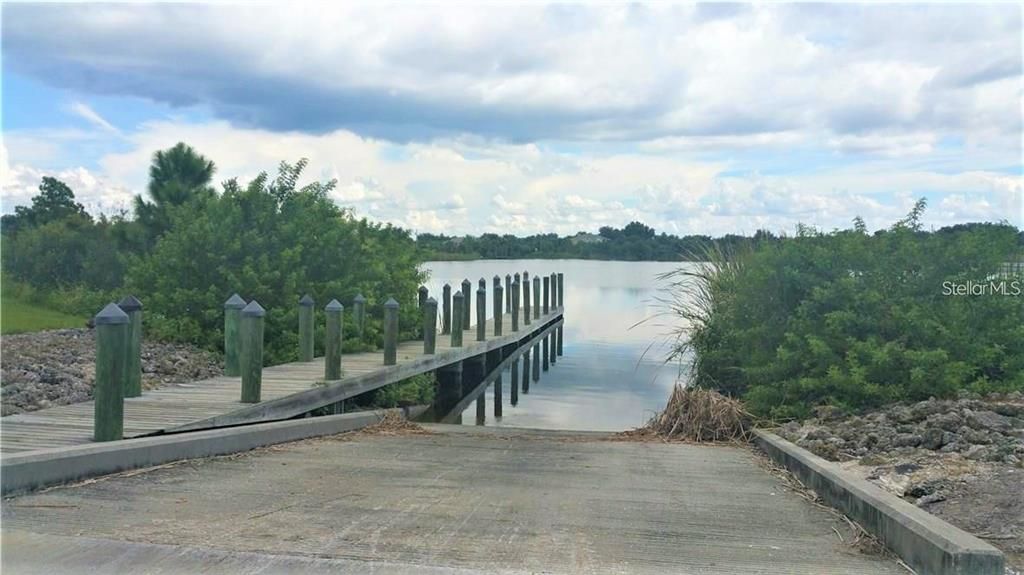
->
[421,259,692,432]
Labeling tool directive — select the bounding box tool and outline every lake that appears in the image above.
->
[420,259,690,432]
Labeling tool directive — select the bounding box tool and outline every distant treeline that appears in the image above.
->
[417,220,1024,262]
[417,222,780,261]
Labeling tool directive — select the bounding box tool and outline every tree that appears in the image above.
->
[134,142,216,242]
[1,177,88,234]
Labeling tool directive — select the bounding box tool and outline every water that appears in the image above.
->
[421,259,689,432]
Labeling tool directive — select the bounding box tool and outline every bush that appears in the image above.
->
[125,160,426,365]
[671,202,1024,420]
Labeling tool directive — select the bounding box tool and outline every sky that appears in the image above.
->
[1,2,1021,237]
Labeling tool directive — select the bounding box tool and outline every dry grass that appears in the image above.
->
[351,410,434,437]
[620,384,754,443]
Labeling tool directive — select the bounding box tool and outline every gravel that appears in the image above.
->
[1,328,222,416]
[777,393,1024,572]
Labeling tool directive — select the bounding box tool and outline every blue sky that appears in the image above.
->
[2,2,1021,235]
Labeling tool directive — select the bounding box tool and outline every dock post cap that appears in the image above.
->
[325,299,344,311]
[418,285,429,294]
[426,296,437,304]
[241,300,266,317]
[514,272,520,280]
[353,294,366,303]
[453,290,464,299]
[299,294,315,306]
[493,274,501,281]
[384,298,399,308]
[224,293,246,309]
[94,303,129,325]
[478,278,486,288]
[117,295,143,312]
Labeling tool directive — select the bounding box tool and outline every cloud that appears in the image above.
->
[68,102,119,133]
[2,3,1019,148]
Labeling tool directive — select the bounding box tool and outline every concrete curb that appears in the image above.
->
[1,407,426,496]
[754,429,1004,575]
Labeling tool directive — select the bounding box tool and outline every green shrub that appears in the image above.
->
[125,160,426,365]
[672,202,1024,420]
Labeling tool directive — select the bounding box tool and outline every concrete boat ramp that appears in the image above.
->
[2,424,906,574]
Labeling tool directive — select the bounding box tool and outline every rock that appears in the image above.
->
[964,409,1013,432]
[893,433,923,448]
[915,492,947,506]
[927,411,963,432]
[859,454,889,466]
[959,426,993,445]
[921,427,946,450]
[804,427,832,441]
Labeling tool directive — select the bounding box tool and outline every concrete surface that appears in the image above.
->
[755,429,1004,575]
[2,425,904,574]
[2,408,425,496]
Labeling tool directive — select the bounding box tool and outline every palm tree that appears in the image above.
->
[134,142,216,243]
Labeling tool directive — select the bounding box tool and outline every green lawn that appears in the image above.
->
[1,296,84,334]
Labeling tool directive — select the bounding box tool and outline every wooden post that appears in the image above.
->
[436,362,462,414]
[522,350,531,393]
[298,294,314,362]
[476,393,485,425]
[505,274,512,313]
[510,357,519,406]
[532,341,540,381]
[224,293,246,377]
[523,272,531,325]
[423,297,437,354]
[493,282,503,336]
[451,290,464,347]
[93,303,128,442]
[324,299,343,380]
[514,272,521,311]
[557,272,564,310]
[511,281,519,332]
[117,295,143,398]
[550,326,557,365]
[240,300,265,403]
[476,285,486,341]
[543,275,550,315]
[383,298,398,365]
[542,333,549,371]
[461,278,472,328]
[441,284,452,335]
[353,294,366,338]
[532,276,540,319]
[418,286,429,309]
[494,374,503,417]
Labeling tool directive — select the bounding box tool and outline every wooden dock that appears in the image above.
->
[0,307,563,455]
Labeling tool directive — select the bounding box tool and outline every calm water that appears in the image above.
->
[421,259,690,432]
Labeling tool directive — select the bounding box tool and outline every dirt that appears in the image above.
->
[1,328,222,416]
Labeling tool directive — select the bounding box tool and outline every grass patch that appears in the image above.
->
[1,295,84,334]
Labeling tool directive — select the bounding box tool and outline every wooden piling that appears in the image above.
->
[441,284,452,335]
[461,279,472,328]
[436,362,462,415]
[523,272,531,325]
[493,282,503,336]
[522,350,531,393]
[542,333,549,371]
[423,297,437,354]
[451,291,464,347]
[557,272,564,310]
[93,303,128,442]
[476,285,487,341]
[494,374,503,417]
[543,275,550,314]
[505,274,512,313]
[418,286,429,309]
[532,276,540,319]
[223,293,246,377]
[298,294,315,362]
[557,326,563,356]
[550,273,557,308]
[511,281,519,331]
[240,300,265,403]
[510,358,519,405]
[324,299,343,380]
[550,326,557,365]
[532,341,540,381]
[117,295,143,398]
[353,294,366,338]
[476,393,485,425]
[383,298,398,365]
